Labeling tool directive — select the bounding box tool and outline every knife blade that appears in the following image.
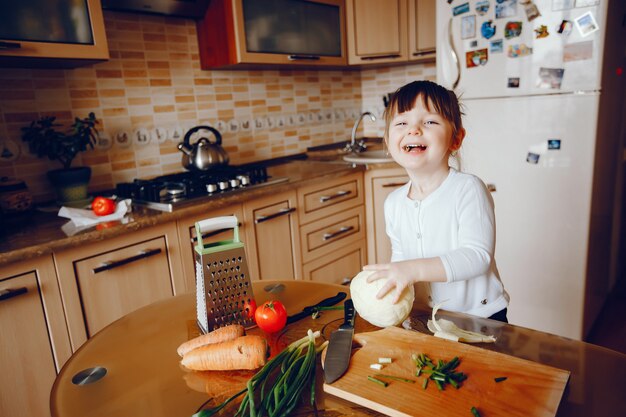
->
[324,298,356,384]
[286,291,347,324]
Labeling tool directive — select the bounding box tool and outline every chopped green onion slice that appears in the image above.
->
[367,375,388,387]
[494,376,508,383]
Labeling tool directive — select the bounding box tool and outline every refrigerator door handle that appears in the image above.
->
[447,18,461,90]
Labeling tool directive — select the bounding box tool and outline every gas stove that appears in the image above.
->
[115,165,288,212]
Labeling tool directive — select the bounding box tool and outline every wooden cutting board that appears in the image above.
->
[323,327,569,417]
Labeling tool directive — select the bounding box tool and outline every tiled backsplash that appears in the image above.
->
[0,11,435,203]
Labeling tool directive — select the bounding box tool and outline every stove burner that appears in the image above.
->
[115,165,288,212]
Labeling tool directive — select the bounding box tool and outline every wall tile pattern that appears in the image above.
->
[0,11,433,203]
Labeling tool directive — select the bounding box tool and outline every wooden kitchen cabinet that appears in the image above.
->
[346,0,408,65]
[0,0,109,68]
[54,222,185,350]
[0,256,72,417]
[243,190,301,281]
[197,0,347,69]
[408,0,436,62]
[297,173,367,284]
[345,0,436,66]
[364,167,408,263]
[176,204,245,292]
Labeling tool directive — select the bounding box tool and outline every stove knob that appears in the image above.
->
[237,174,251,186]
[218,180,230,191]
[206,183,218,193]
[229,178,241,188]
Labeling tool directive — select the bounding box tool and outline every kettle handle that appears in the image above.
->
[182,125,223,147]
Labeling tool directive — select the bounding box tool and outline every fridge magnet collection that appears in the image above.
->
[448,0,601,89]
[526,139,562,164]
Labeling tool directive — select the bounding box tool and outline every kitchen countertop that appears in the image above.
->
[50,280,626,417]
[0,157,383,267]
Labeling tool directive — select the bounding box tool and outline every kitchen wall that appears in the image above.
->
[0,10,434,203]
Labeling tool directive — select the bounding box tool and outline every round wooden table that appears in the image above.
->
[51,280,626,417]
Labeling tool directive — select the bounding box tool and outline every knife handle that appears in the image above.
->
[343,299,355,327]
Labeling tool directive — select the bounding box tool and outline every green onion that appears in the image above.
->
[494,376,508,383]
[374,374,416,384]
[471,406,481,417]
[367,375,389,387]
[422,378,429,389]
[412,352,468,392]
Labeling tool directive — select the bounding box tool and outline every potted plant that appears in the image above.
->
[21,112,99,205]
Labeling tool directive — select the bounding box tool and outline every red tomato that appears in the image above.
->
[92,196,116,216]
[254,300,287,333]
[243,299,257,319]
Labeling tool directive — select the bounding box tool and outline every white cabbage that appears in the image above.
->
[350,270,415,327]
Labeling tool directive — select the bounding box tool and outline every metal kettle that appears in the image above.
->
[177,125,229,171]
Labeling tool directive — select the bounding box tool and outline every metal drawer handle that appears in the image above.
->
[191,222,243,243]
[288,54,320,61]
[322,225,355,241]
[0,41,21,49]
[362,54,401,60]
[319,190,351,203]
[93,248,162,274]
[0,287,28,302]
[382,182,406,188]
[412,48,436,57]
[255,207,296,224]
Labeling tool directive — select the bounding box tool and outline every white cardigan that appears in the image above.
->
[384,168,509,318]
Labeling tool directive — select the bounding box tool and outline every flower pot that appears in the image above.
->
[47,167,91,205]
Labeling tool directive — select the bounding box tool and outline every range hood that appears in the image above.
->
[101,0,211,18]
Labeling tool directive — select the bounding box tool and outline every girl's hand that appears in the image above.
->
[363,261,418,304]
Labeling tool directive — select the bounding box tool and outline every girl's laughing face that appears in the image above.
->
[386,96,463,175]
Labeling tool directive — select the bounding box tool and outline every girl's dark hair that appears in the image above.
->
[384,80,464,140]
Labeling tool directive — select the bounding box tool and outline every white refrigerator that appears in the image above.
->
[436,0,624,339]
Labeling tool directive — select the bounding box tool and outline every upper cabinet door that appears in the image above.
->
[0,0,109,67]
[345,0,408,65]
[197,0,347,68]
[408,0,436,62]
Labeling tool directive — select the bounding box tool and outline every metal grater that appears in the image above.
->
[194,215,256,334]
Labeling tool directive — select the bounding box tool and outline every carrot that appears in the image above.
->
[181,335,267,371]
[177,324,245,357]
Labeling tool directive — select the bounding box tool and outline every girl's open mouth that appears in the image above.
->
[403,144,427,152]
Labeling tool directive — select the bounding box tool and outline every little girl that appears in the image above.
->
[364,80,510,322]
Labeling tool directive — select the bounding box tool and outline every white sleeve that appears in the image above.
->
[440,178,495,282]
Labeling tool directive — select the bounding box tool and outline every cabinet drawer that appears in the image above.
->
[73,237,174,337]
[300,206,365,264]
[302,240,366,284]
[298,173,364,225]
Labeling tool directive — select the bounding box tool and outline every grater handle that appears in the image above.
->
[195,216,240,249]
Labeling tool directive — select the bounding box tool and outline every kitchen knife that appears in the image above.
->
[286,291,347,324]
[324,299,356,384]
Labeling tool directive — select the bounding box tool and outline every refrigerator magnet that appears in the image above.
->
[534,25,550,38]
[461,15,477,39]
[575,0,599,7]
[557,20,573,36]
[453,2,470,15]
[476,0,490,15]
[495,0,518,19]
[574,12,599,37]
[521,0,541,22]
[466,49,489,68]
[551,0,574,11]
[537,67,565,89]
[507,77,520,88]
[490,39,504,53]
[481,21,497,39]
[547,139,561,150]
[504,21,523,39]
[563,41,593,62]
[526,153,540,164]
[507,43,533,58]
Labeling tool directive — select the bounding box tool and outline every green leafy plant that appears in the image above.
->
[21,112,99,170]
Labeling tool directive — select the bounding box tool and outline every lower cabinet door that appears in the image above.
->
[72,236,174,337]
[302,241,366,285]
[0,256,71,417]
